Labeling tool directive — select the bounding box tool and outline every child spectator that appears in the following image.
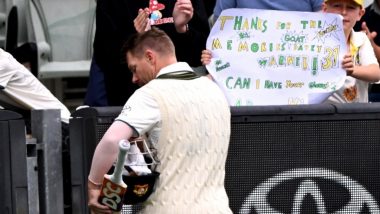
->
[201,0,380,104]
[323,0,380,103]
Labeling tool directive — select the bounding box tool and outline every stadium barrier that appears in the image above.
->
[0,110,28,213]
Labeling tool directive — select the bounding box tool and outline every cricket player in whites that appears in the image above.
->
[87,27,233,213]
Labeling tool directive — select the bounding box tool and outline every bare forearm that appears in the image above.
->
[350,64,380,82]
[88,121,135,184]
[88,139,120,184]
[373,43,380,64]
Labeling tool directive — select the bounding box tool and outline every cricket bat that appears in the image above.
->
[98,139,130,212]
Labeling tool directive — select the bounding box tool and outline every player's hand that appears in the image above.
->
[88,181,112,214]
[173,0,193,33]
[342,53,354,76]
[134,8,151,33]
[201,49,212,65]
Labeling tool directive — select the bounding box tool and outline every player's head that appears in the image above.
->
[123,28,176,86]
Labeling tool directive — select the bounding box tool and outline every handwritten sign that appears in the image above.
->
[206,9,347,106]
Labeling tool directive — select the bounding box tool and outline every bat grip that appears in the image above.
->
[110,139,130,184]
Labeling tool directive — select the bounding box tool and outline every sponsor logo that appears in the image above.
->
[99,178,126,211]
[133,184,149,197]
[239,168,379,213]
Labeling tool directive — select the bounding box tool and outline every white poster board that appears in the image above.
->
[206,9,347,106]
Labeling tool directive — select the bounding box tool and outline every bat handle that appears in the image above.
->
[110,139,130,184]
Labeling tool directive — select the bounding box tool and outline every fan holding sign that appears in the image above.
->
[322,0,380,103]
[203,7,379,106]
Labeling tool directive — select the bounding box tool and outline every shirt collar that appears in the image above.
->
[349,29,364,48]
[156,62,193,77]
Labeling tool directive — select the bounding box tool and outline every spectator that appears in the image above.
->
[202,0,380,104]
[88,28,232,214]
[354,0,380,63]
[213,0,323,21]
[354,0,380,102]
[323,0,380,103]
[92,0,210,106]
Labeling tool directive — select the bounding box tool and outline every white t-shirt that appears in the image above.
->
[326,30,379,103]
[0,48,70,123]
